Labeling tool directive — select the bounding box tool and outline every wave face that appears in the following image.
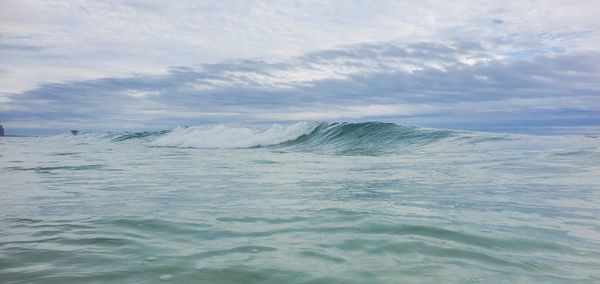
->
[275,122,456,155]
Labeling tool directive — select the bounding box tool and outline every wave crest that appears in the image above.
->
[112,130,169,142]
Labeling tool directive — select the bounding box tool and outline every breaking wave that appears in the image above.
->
[150,122,319,149]
[147,122,461,154]
[62,122,523,155]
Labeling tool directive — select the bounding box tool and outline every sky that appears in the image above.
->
[1,0,599,135]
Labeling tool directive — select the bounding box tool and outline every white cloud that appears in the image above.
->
[264,104,438,121]
[1,0,599,94]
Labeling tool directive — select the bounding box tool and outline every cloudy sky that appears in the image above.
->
[1,0,599,135]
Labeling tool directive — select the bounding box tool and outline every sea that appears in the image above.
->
[1,122,600,283]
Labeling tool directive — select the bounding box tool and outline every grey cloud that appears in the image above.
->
[0,43,44,51]
[2,40,600,133]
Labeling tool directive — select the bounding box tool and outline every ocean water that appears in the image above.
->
[1,122,600,283]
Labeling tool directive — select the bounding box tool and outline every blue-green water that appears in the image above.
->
[1,122,600,283]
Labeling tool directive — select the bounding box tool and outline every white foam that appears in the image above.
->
[150,122,318,149]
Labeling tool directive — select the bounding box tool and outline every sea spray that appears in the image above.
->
[150,122,319,148]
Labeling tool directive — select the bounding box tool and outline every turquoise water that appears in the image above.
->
[1,122,600,283]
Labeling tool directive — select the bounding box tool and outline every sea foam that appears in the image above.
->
[150,122,318,148]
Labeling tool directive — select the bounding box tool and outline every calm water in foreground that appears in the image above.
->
[1,122,600,283]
